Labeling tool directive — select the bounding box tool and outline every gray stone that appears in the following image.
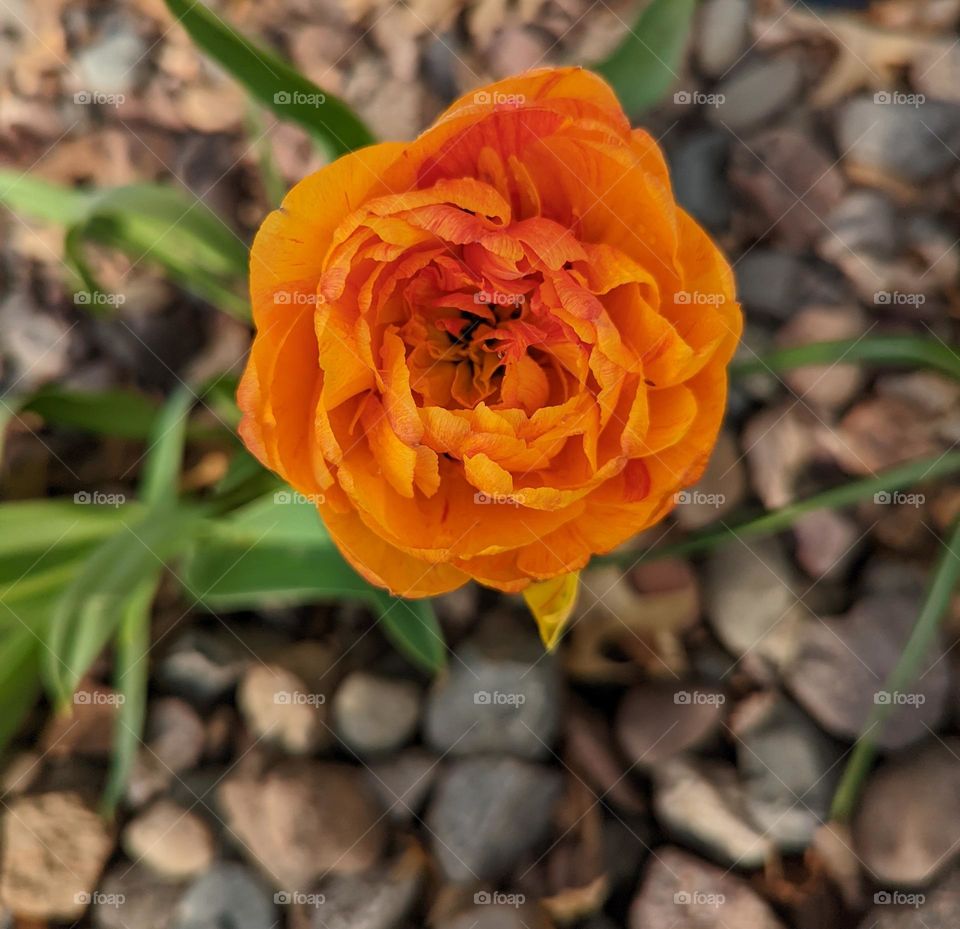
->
[704,536,805,676]
[424,627,560,759]
[630,846,786,929]
[652,757,774,869]
[854,739,960,888]
[365,750,438,823]
[309,852,424,929]
[157,629,248,706]
[732,692,842,851]
[122,801,215,881]
[333,672,421,757]
[174,863,277,929]
[426,756,561,882]
[696,0,751,77]
[670,130,732,231]
[820,189,899,260]
[785,594,950,751]
[708,55,805,131]
[73,16,146,96]
[93,863,184,929]
[735,249,806,319]
[837,96,960,183]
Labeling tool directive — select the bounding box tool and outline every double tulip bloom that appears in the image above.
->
[238,68,742,642]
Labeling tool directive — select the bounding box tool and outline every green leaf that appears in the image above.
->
[0,174,249,318]
[732,335,960,383]
[598,450,960,566]
[102,574,158,815]
[596,0,699,115]
[831,517,960,821]
[43,507,202,707]
[0,626,42,758]
[24,386,162,440]
[139,386,193,508]
[163,0,374,157]
[369,592,447,674]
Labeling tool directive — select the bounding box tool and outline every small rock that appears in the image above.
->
[157,628,248,706]
[704,536,805,677]
[424,625,560,759]
[775,304,867,411]
[696,0,751,77]
[652,757,774,869]
[365,750,438,823]
[743,404,820,510]
[333,672,421,757]
[615,682,725,769]
[854,739,960,888]
[856,867,960,928]
[0,791,114,920]
[732,692,842,851]
[72,15,146,96]
[794,509,862,580]
[0,293,73,392]
[673,429,746,530]
[174,863,277,929]
[123,800,215,881]
[309,847,425,929]
[708,55,805,131]
[670,130,732,232]
[785,594,950,750]
[820,189,899,261]
[730,129,845,249]
[426,756,561,882]
[93,863,185,929]
[237,663,330,756]
[218,760,386,888]
[487,26,552,79]
[735,249,813,319]
[128,698,206,807]
[630,846,786,928]
[438,902,550,929]
[837,96,960,184]
[40,682,117,759]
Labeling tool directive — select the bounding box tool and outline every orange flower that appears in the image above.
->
[238,68,741,639]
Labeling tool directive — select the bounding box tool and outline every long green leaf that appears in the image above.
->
[596,0,698,115]
[733,335,960,383]
[24,387,162,440]
[369,592,447,674]
[831,518,960,821]
[139,386,194,508]
[163,0,374,156]
[102,574,159,815]
[0,626,42,758]
[43,508,202,707]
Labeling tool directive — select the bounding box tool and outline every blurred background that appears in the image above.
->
[2,0,960,927]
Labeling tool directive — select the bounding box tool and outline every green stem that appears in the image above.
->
[732,336,960,382]
[830,517,960,822]
[598,451,960,567]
